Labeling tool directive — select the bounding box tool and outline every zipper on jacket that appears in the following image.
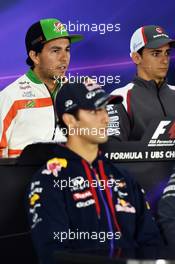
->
[82,160,121,253]
[97,161,121,233]
[156,89,166,116]
[91,166,115,253]
[134,77,167,116]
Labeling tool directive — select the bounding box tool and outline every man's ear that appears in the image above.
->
[28,50,40,65]
[62,113,78,128]
[131,52,142,65]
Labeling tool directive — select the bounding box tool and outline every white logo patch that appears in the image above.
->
[86,91,96,99]
[65,100,73,108]
[76,199,95,208]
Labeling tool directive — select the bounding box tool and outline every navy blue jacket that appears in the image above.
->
[158,169,175,245]
[26,144,161,262]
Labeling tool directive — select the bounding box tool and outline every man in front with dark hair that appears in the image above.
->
[108,25,175,141]
[26,80,162,263]
[0,18,83,157]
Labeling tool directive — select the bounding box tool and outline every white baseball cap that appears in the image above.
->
[130,25,175,56]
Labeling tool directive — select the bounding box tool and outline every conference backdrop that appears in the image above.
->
[0,0,175,93]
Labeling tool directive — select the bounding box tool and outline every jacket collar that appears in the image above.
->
[54,143,106,166]
[26,69,43,84]
[133,75,167,90]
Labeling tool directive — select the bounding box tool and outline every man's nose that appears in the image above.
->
[161,53,170,64]
[60,51,69,61]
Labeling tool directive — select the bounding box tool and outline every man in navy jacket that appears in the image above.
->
[158,169,175,245]
[26,79,162,263]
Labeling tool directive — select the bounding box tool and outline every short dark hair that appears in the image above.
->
[58,110,80,138]
[137,47,144,56]
[26,43,44,67]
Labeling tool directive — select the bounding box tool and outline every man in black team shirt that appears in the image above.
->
[109,25,175,141]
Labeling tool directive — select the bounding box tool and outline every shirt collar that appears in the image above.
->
[26,69,43,84]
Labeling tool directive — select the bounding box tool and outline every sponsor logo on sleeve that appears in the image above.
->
[29,181,43,229]
[115,198,136,213]
[42,158,67,177]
